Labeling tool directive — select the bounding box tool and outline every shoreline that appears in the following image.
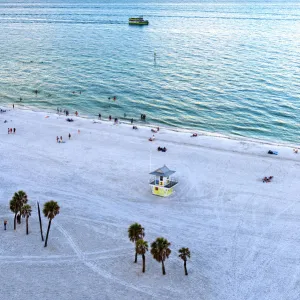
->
[2,103,299,150]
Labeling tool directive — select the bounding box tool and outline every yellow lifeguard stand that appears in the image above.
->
[149,165,178,197]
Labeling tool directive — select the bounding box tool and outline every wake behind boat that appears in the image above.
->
[129,16,149,25]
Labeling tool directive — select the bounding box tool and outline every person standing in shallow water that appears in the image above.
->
[13,104,14,109]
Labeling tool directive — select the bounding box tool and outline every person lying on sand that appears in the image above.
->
[149,135,155,141]
[151,127,159,133]
[66,118,74,122]
[293,149,298,154]
[191,133,198,137]
[132,126,138,130]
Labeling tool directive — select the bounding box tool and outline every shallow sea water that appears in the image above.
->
[0,0,299,142]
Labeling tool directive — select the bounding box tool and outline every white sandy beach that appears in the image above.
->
[1,106,300,300]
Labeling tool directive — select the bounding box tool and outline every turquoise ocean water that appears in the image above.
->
[0,1,299,143]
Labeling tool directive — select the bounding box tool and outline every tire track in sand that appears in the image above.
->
[56,222,162,299]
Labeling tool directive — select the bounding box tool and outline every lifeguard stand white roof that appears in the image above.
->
[149,165,176,177]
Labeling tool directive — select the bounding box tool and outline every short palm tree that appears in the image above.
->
[178,247,191,275]
[21,204,32,235]
[128,223,145,263]
[11,190,28,225]
[43,201,60,247]
[151,237,171,275]
[10,199,19,230]
[136,239,148,273]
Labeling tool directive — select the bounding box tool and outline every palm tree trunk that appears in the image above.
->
[162,260,166,275]
[44,219,52,247]
[14,213,17,230]
[26,216,29,235]
[134,251,137,263]
[37,201,44,241]
[142,254,145,273]
[184,260,188,275]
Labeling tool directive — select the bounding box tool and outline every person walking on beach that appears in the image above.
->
[109,115,112,121]
[13,128,16,134]
[8,128,9,134]
[56,136,59,143]
[13,104,14,109]
[75,111,78,117]
[68,133,71,140]
[10,128,12,133]
[60,136,63,142]
[4,220,7,230]
[98,113,101,120]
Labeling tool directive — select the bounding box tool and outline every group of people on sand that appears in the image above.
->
[57,108,78,117]
[56,133,71,143]
[56,136,64,143]
[8,128,16,134]
[0,108,7,113]
[158,146,167,152]
[263,176,273,183]
[98,113,135,125]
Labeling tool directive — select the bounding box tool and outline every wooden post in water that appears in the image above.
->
[37,201,44,241]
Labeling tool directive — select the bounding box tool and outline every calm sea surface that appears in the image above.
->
[0,1,299,143]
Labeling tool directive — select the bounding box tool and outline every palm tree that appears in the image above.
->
[128,223,144,263]
[178,247,191,275]
[21,204,32,235]
[136,239,148,273]
[10,198,19,230]
[151,237,171,275]
[43,201,60,247]
[11,190,28,224]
